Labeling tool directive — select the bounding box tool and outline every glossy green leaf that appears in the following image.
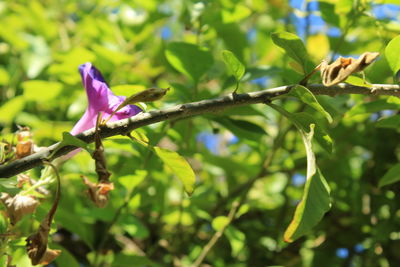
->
[346,99,400,117]
[379,163,400,187]
[154,146,196,195]
[376,115,400,128]
[22,80,63,102]
[289,85,333,123]
[222,50,245,81]
[165,42,213,83]
[271,31,313,73]
[385,35,400,74]
[268,104,331,242]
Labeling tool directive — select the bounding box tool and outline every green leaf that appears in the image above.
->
[271,31,313,73]
[22,80,63,102]
[154,147,196,196]
[53,244,80,267]
[291,112,333,154]
[344,75,372,88]
[120,214,149,238]
[376,115,400,129]
[0,96,25,124]
[346,99,400,117]
[222,50,245,81]
[165,42,214,83]
[212,216,230,231]
[268,104,331,242]
[118,170,147,192]
[50,132,92,158]
[385,35,400,74]
[225,226,246,257]
[212,117,267,143]
[379,163,400,187]
[289,85,333,123]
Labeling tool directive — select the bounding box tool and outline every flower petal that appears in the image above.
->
[71,63,142,135]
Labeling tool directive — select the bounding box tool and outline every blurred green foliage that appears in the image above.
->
[1,0,400,266]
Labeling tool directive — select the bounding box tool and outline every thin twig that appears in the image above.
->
[1,83,400,178]
[191,201,240,267]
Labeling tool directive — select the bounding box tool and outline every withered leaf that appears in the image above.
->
[320,52,379,86]
[1,193,39,225]
[26,161,61,266]
[81,176,114,208]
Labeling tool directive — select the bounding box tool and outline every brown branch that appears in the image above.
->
[1,83,399,178]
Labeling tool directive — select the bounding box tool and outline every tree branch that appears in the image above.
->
[1,83,399,178]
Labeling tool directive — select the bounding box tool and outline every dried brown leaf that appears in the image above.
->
[81,176,114,208]
[1,193,39,225]
[320,52,379,86]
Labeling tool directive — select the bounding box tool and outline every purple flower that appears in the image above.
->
[70,63,142,135]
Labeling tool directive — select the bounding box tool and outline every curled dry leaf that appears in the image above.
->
[320,52,379,86]
[81,176,114,208]
[26,161,61,266]
[16,126,34,159]
[1,193,39,225]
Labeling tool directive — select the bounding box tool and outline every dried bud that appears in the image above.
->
[1,193,39,225]
[81,176,114,208]
[16,126,34,159]
[17,174,32,188]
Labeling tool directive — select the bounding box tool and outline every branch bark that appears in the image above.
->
[1,83,399,178]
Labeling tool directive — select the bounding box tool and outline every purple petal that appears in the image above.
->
[71,63,142,135]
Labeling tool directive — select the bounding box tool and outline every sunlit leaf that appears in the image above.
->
[344,75,372,88]
[385,35,400,74]
[154,147,196,195]
[379,163,400,187]
[289,85,333,123]
[271,31,313,73]
[268,104,331,242]
[212,216,229,231]
[222,50,245,82]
